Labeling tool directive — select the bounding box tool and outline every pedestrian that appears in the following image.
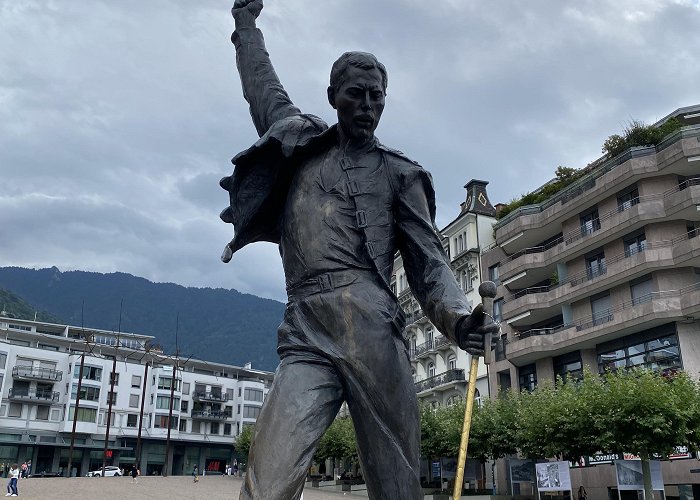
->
[233,459,238,477]
[25,461,30,479]
[19,463,26,480]
[192,464,199,483]
[578,486,588,500]
[130,463,139,484]
[5,463,18,497]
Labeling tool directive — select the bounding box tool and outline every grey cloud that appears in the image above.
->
[1,0,699,301]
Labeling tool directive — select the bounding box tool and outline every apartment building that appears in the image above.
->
[480,104,700,495]
[392,179,497,408]
[0,315,273,477]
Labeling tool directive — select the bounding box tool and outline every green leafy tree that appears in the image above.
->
[314,417,357,465]
[233,424,254,460]
[470,392,520,462]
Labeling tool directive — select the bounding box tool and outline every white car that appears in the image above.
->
[86,466,122,477]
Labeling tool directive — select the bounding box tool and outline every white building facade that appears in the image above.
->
[0,316,273,477]
[392,179,497,408]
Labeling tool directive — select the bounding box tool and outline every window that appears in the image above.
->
[518,364,537,392]
[210,422,220,435]
[129,394,140,408]
[426,327,434,346]
[156,395,180,410]
[68,406,97,423]
[244,388,263,402]
[131,375,142,388]
[585,251,606,280]
[243,405,261,419]
[71,385,101,402]
[74,365,102,381]
[8,403,22,418]
[179,419,188,432]
[109,372,119,384]
[182,382,190,394]
[154,415,178,429]
[447,354,457,371]
[158,377,180,391]
[553,351,583,382]
[580,209,601,236]
[624,232,647,257]
[181,400,189,413]
[688,222,698,239]
[598,325,681,373]
[127,414,138,428]
[224,423,232,435]
[488,264,500,285]
[427,362,436,378]
[617,186,639,212]
[237,405,241,415]
[36,406,50,420]
[192,421,202,434]
[98,410,115,426]
[591,292,613,326]
[107,391,118,405]
[630,276,654,305]
[493,298,503,322]
[0,353,6,369]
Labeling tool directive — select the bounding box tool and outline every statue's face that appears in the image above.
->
[330,65,385,142]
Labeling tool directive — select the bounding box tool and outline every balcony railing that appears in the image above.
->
[191,410,232,420]
[494,124,700,229]
[8,388,60,402]
[12,366,62,381]
[192,391,231,402]
[414,369,465,393]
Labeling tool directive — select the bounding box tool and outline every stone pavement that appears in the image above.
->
[14,475,366,499]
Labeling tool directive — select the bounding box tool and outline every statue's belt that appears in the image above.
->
[286,270,361,301]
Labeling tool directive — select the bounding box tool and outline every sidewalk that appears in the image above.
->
[15,475,365,499]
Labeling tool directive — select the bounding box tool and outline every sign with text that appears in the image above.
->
[536,461,572,492]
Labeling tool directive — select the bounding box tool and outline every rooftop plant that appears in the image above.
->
[496,117,683,220]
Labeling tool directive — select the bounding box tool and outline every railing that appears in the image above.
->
[516,324,572,340]
[8,388,60,402]
[503,231,697,300]
[494,124,700,229]
[414,369,465,392]
[414,340,433,357]
[192,391,231,402]
[12,366,62,381]
[191,410,231,420]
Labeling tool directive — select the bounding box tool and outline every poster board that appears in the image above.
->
[535,461,572,492]
[614,460,664,491]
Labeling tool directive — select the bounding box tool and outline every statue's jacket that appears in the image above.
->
[219,27,472,345]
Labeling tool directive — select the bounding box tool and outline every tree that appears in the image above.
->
[234,424,254,460]
[314,417,357,466]
[470,392,519,462]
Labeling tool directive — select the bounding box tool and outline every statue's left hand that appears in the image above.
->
[456,304,500,356]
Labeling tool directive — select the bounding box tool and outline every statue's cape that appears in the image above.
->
[219,114,329,261]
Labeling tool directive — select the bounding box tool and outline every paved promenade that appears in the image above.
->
[12,475,366,499]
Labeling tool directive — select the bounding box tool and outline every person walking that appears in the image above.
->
[193,465,199,483]
[578,486,588,500]
[5,464,18,497]
[130,464,139,484]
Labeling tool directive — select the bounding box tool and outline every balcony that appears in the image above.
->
[12,366,62,382]
[413,335,451,359]
[7,388,60,403]
[192,391,231,403]
[191,410,231,420]
[505,283,700,364]
[415,369,465,393]
[493,125,700,249]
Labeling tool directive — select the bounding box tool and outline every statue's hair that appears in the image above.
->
[329,52,388,93]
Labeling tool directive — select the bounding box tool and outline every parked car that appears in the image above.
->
[86,466,122,477]
[30,471,62,478]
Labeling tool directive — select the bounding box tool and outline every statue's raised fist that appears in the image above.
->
[232,0,263,25]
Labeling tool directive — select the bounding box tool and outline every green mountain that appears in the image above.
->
[0,288,64,323]
[0,267,283,371]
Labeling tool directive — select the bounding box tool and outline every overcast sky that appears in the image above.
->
[1,0,699,302]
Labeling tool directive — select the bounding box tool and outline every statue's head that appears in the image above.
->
[327,52,387,143]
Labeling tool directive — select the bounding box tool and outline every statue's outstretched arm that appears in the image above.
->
[232,0,301,137]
